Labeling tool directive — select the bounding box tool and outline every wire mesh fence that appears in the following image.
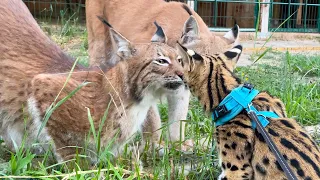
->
[22,0,320,33]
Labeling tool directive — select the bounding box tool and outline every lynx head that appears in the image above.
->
[180,14,240,55]
[100,18,184,101]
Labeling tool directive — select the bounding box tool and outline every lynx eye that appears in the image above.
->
[153,58,170,66]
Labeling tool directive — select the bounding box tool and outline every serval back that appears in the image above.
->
[176,26,320,180]
[0,0,184,163]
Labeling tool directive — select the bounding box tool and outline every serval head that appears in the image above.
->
[176,25,242,111]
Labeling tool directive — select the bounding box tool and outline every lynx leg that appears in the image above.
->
[166,86,190,142]
[86,0,111,66]
[142,105,162,146]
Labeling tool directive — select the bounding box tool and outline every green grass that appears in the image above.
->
[237,52,319,125]
[0,20,319,179]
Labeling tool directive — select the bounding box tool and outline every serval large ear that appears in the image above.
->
[151,21,167,43]
[223,23,240,45]
[98,16,134,59]
[223,44,243,71]
[181,15,200,45]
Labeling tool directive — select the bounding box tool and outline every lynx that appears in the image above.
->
[0,0,184,163]
[85,0,238,145]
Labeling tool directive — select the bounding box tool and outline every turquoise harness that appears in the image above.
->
[211,83,279,128]
[211,83,299,180]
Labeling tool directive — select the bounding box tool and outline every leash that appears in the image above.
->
[211,83,298,180]
[247,110,298,180]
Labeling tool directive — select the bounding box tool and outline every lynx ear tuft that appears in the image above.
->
[97,16,113,28]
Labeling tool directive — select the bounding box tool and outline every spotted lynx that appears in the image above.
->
[176,27,320,179]
[0,0,184,163]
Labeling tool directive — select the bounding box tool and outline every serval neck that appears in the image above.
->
[204,61,242,112]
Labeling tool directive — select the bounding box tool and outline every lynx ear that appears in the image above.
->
[223,24,240,45]
[181,15,200,45]
[223,44,242,70]
[151,21,167,43]
[98,16,134,59]
[109,28,134,59]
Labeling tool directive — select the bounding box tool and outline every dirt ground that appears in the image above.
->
[237,39,320,67]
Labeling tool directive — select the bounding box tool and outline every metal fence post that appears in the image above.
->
[214,0,218,27]
[268,0,273,32]
[254,0,259,30]
[318,4,320,32]
[288,0,291,30]
[304,0,308,32]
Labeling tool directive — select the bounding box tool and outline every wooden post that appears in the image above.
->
[296,0,303,27]
[187,0,195,10]
[273,0,280,27]
[260,0,270,38]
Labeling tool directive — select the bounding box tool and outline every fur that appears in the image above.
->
[0,0,184,163]
[85,0,238,144]
[176,27,320,180]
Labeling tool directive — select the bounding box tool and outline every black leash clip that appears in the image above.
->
[213,105,229,120]
[242,83,254,92]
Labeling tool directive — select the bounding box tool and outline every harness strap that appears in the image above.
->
[247,111,298,180]
[211,83,299,180]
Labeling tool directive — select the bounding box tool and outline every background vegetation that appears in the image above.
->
[0,14,319,179]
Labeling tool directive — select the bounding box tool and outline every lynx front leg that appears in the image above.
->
[166,86,190,142]
[86,0,111,67]
[142,105,162,144]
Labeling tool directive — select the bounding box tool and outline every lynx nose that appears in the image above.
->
[176,71,184,80]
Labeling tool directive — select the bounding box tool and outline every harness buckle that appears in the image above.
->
[247,103,253,112]
[243,83,254,91]
[213,105,229,119]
